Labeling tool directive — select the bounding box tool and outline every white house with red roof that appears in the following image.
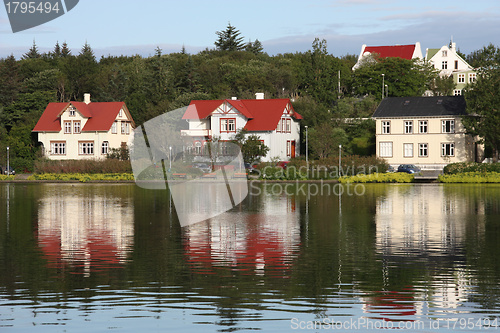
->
[33,93,135,160]
[353,43,423,70]
[181,94,302,162]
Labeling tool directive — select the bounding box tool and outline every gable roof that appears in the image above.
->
[372,96,466,118]
[183,98,302,131]
[33,101,133,132]
[363,44,417,60]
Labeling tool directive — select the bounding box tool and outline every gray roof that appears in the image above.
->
[372,96,466,118]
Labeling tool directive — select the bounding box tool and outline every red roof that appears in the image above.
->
[183,98,302,132]
[363,44,416,60]
[33,101,133,132]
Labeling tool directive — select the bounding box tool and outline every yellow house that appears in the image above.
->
[33,94,135,160]
[372,96,483,170]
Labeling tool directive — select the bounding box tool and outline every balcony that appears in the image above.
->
[181,129,212,137]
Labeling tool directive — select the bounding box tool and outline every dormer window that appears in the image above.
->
[68,106,76,116]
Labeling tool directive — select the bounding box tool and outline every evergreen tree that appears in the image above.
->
[22,40,41,59]
[0,55,21,107]
[214,23,245,51]
[245,39,263,55]
[61,41,71,57]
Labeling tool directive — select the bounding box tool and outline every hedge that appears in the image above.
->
[339,172,414,183]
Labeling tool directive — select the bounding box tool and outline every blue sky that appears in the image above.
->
[1,0,499,59]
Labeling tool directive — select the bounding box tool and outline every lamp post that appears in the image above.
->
[381,74,385,99]
[339,144,342,177]
[6,146,9,176]
[169,146,172,171]
[305,126,308,166]
[385,84,388,98]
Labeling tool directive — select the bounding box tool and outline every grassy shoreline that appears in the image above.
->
[2,172,500,183]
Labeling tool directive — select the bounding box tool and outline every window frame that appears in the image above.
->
[220,118,236,133]
[404,121,413,134]
[101,141,109,155]
[79,141,94,155]
[441,119,455,133]
[403,143,413,158]
[50,141,66,155]
[441,143,455,157]
[382,121,390,134]
[419,120,428,134]
[64,121,72,134]
[73,120,81,134]
[379,141,393,158]
[419,143,428,157]
[111,121,117,134]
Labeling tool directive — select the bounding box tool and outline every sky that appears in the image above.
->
[1,0,499,59]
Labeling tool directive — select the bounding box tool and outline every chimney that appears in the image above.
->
[255,92,264,100]
[231,97,237,100]
[84,93,91,104]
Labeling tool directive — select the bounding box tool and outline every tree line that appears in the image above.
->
[0,23,499,170]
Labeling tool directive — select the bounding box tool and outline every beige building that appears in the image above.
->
[373,96,483,169]
[33,94,135,160]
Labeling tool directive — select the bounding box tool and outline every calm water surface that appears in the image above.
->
[1,182,500,332]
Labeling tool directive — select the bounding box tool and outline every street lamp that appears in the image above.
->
[385,84,388,98]
[6,146,9,176]
[305,126,308,166]
[169,146,172,171]
[381,74,385,99]
[339,144,342,177]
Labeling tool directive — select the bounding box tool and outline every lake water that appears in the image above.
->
[1,182,500,332]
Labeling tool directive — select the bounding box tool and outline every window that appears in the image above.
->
[469,73,476,83]
[419,143,428,157]
[68,107,76,116]
[455,60,459,70]
[458,74,465,83]
[442,119,455,133]
[121,121,130,134]
[286,140,291,156]
[64,121,71,134]
[286,119,291,133]
[419,120,428,133]
[73,121,81,134]
[403,143,413,157]
[404,121,413,134]
[442,61,448,70]
[102,141,109,155]
[441,143,455,157]
[118,109,123,117]
[112,121,117,134]
[379,142,393,157]
[50,141,66,155]
[220,118,236,133]
[79,141,94,155]
[442,50,447,57]
[382,121,390,134]
[454,90,462,96]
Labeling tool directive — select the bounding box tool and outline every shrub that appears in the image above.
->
[339,172,414,183]
[34,158,132,174]
[443,162,500,174]
[438,172,500,183]
[27,173,135,182]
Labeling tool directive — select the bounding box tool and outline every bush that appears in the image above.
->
[27,173,134,182]
[438,172,500,183]
[34,158,132,174]
[443,162,500,174]
[339,172,414,183]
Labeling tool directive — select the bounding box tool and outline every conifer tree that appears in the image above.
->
[214,23,245,51]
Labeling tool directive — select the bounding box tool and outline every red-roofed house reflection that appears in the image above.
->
[36,185,134,277]
[183,195,301,278]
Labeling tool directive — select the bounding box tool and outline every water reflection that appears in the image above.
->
[36,184,134,276]
[184,192,301,278]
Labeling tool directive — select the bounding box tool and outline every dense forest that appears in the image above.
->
[0,24,499,171]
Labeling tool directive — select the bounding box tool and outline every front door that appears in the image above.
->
[291,140,296,158]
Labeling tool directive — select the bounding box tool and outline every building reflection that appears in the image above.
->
[183,193,301,278]
[36,185,134,277]
[364,185,481,319]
